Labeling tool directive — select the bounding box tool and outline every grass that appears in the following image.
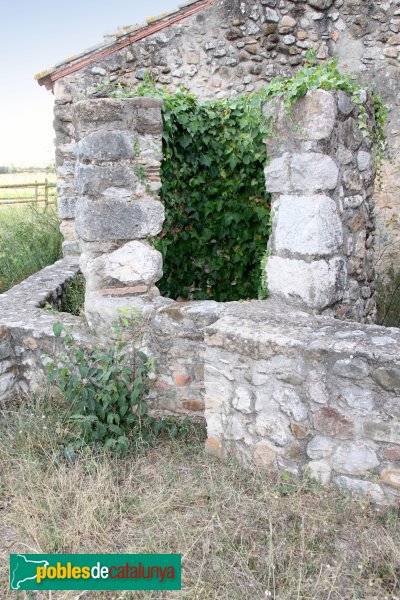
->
[0,204,62,293]
[58,272,86,316]
[0,395,399,599]
[0,171,57,204]
[377,266,400,328]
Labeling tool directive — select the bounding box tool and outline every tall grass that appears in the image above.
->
[0,395,399,600]
[377,266,400,328]
[0,205,62,293]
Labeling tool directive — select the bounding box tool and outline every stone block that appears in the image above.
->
[380,469,400,490]
[332,358,369,380]
[75,197,165,242]
[253,441,278,469]
[341,386,375,415]
[372,367,400,392]
[357,151,372,172]
[0,360,12,376]
[313,407,354,440]
[0,372,16,399]
[265,152,339,193]
[307,436,336,460]
[274,387,307,421]
[74,99,126,136]
[135,109,163,135]
[60,219,77,242]
[75,131,134,162]
[383,447,400,461]
[75,164,136,197]
[58,196,78,219]
[232,386,253,414]
[308,0,333,8]
[0,340,12,361]
[266,256,346,310]
[337,91,354,116]
[307,460,332,484]
[274,194,343,256]
[332,442,379,475]
[335,476,384,503]
[81,240,163,291]
[254,414,289,446]
[290,153,339,192]
[291,422,310,440]
[62,240,80,257]
[340,117,363,151]
[295,90,337,140]
[205,437,226,459]
[363,421,400,445]
[54,81,73,104]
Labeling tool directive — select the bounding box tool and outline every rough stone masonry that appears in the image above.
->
[53,92,400,504]
[0,91,399,503]
[38,0,400,270]
[264,89,377,323]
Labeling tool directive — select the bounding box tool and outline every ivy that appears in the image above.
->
[97,54,389,301]
[257,51,390,183]
[157,91,272,301]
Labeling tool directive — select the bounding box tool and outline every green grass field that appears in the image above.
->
[0,204,62,293]
[0,171,57,204]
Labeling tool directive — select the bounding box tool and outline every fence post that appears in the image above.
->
[34,182,38,205]
[44,179,48,207]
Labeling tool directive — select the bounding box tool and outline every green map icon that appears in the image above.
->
[10,554,49,590]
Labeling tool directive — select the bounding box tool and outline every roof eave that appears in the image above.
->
[35,0,216,91]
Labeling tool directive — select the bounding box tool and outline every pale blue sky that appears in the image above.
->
[0,1,177,166]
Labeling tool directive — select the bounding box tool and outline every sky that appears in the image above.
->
[0,0,178,167]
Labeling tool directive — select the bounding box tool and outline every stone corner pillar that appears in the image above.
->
[71,96,166,333]
[264,89,377,324]
[53,80,80,258]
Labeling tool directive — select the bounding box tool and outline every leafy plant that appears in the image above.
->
[376,266,400,327]
[259,50,390,182]
[59,272,85,316]
[48,309,179,455]
[103,82,272,301]
[94,54,389,301]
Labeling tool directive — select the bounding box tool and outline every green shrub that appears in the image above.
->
[59,272,85,316]
[0,205,62,293]
[376,266,400,328]
[48,309,191,455]
[156,92,272,301]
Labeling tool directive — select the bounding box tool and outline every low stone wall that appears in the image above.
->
[204,300,400,504]
[1,259,399,504]
[0,258,82,403]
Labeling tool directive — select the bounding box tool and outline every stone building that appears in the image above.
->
[13,0,398,503]
[35,0,400,269]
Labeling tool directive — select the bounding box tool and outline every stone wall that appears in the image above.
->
[204,300,400,504]
[2,259,399,504]
[50,0,400,269]
[0,258,82,404]
[264,89,377,322]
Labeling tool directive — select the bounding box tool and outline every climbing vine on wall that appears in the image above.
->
[157,91,272,301]
[100,53,389,301]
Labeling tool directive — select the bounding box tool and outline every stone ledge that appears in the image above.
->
[0,258,87,402]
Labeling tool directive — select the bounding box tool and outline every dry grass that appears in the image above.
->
[0,396,399,600]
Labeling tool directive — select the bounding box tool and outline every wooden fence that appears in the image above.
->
[0,180,56,207]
